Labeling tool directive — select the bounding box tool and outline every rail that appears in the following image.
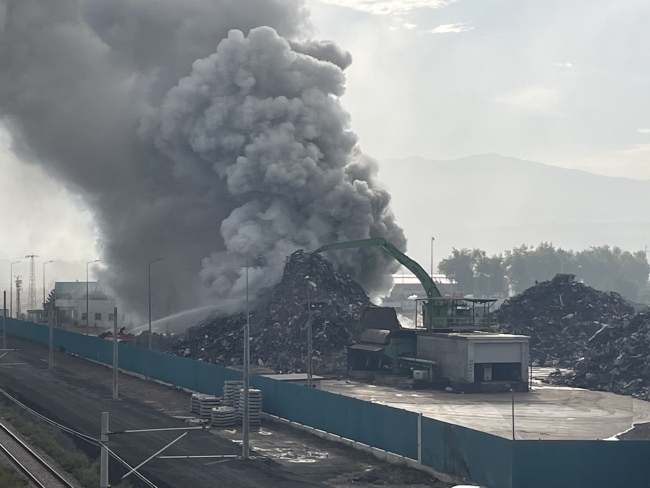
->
[0,420,75,488]
[414,315,499,331]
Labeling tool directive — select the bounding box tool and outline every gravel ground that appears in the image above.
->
[0,335,451,487]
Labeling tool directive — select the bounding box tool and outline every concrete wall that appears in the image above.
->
[417,334,469,383]
[418,334,530,387]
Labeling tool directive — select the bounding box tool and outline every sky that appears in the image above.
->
[307,0,650,177]
[1,0,649,300]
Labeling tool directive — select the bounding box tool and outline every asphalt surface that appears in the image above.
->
[322,371,650,440]
[0,338,323,488]
[0,335,450,488]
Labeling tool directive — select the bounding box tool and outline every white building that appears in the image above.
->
[381,271,457,312]
[54,282,117,329]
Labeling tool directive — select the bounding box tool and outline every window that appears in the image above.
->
[108,313,115,321]
[95,313,102,321]
[82,313,87,321]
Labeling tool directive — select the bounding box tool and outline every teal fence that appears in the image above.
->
[3,317,650,487]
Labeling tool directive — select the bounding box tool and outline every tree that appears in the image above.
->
[438,248,478,296]
[438,248,507,297]
[504,243,577,294]
[475,253,508,297]
[576,246,650,301]
[43,289,56,324]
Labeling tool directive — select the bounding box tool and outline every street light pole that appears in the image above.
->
[430,237,435,278]
[10,261,20,318]
[148,258,163,350]
[307,283,312,388]
[43,260,54,310]
[242,256,266,460]
[305,277,317,388]
[243,261,250,460]
[86,260,100,333]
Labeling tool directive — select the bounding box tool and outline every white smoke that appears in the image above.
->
[0,0,405,316]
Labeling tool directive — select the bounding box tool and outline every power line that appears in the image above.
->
[0,386,157,487]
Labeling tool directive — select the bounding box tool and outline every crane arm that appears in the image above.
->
[314,238,441,298]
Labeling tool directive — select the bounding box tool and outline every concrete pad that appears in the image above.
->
[321,378,650,440]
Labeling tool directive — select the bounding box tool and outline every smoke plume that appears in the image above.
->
[0,0,406,317]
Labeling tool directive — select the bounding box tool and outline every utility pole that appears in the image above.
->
[430,237,435,278]
[9,261,20,318]
[243,262,250,459]
[148,258,163,350]
[2,291,6,350]
[113,306,118,400]
[86,260,99,332]
[307,284,312,388]
[100,412,109,488]
[43,260,53,308]
[305,277,317,388]
[242,256,265,460]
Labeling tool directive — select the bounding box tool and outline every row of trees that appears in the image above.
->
[438,244,650,302]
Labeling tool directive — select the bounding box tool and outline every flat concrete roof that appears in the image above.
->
[420,332,530,341]
[263,373,324,381]
[322,370,650,440]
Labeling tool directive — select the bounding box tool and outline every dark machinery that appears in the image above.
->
[316,239,529,392]
[315,237,497,331]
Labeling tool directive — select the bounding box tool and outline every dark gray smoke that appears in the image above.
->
[0,0,405,317]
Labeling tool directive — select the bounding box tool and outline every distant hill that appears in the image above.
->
[378,153,650,268]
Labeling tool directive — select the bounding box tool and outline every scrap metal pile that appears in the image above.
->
[498,274,650,400]
[170,250,371,373]
[548,311,650,399]
[498,274,635,367]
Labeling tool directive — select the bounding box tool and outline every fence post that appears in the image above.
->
[2,291,6,350]
[48,306,54,371]
[418,412,422,464]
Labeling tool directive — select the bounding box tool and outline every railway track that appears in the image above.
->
[0,420,76,488]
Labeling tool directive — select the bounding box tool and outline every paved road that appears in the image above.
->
[0,339,323,488]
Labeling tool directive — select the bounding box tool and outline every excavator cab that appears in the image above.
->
[419,297,497,331]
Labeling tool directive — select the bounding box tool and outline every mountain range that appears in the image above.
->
[378,153,650,269]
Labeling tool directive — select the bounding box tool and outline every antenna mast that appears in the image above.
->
[25,254,38,311]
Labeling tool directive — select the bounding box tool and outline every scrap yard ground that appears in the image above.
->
[322,371,650,440]
[0,335,449,488]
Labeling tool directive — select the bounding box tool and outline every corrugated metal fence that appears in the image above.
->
[3,317,650,488]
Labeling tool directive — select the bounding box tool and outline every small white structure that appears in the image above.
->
[262,373,324,389]
[54,282,116,329]
[417,331,530,392]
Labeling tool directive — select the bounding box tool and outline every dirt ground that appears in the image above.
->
[0,335,451,488]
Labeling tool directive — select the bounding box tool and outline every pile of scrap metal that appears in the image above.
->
[548,311,650,400]
[170,250,371,373]
[497,274,634,367]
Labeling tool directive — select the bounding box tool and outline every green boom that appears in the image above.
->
[314,237,442,299]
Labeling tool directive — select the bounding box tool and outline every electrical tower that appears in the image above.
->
[25,254,38,311]
[15,276,22,319]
